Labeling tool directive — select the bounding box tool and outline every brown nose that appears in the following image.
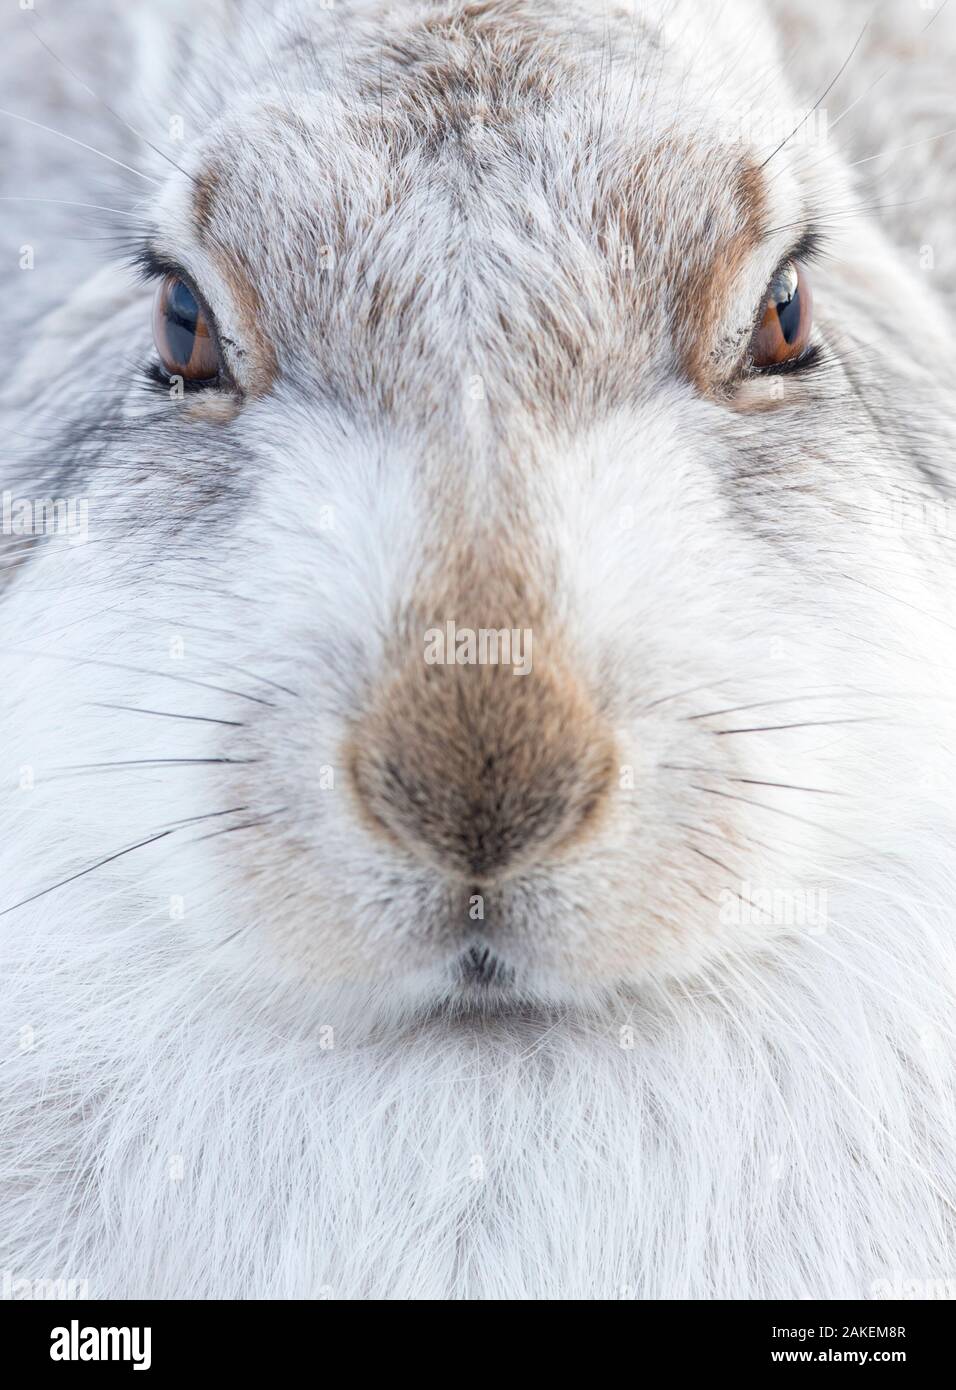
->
[346,649,616,883]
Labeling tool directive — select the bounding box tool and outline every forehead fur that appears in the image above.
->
[158,0,806,429]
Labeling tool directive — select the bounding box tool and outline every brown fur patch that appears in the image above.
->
[675,160,768,393]
[345,551,617,881]
[348,657,617,881]
[191,155,277,397]
[192,165,220,242]
[212,246,278,398]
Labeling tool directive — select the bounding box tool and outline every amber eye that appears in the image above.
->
[750,260,813,369]
[152,274,221,382]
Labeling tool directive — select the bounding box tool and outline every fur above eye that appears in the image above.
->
[749,260,813,369]
[152,274,221,382]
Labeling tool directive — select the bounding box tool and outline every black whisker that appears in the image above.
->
[639,675,739,714]
[90,702,245,728]
[162,805,252,830]
[686,692,865,721]
[728,777,843,795]
[187,810,286,846]
[691,785,869,851]
[688,844,739,878]
[759,19,869,170]
[52,757,258,773]
[216,663,300,699]
[714,718,882,735]
[0,827,179,918]
[16,649,276,707]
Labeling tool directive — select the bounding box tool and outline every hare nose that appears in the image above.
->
[346,649,616,883]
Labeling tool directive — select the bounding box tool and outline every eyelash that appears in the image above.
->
[748,342,823,379]
[140,359,224,395]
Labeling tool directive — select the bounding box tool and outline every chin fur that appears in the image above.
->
[2,835,955,1299]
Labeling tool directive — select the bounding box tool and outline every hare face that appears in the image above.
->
[3,0,955,1016]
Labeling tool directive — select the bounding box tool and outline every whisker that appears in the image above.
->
[762,199,923,237]
[0,105,160,183]
[688,844,745,882]
[676,821,784,862]
[638,675,739,714]
[0,195,147,219]
[839,572,956,636]
[847,125,956,170]
[51,757,258,776]
[161,805,252,830]
[759,18,869,170]
[820,0,951,152]
[13,649,277,707]
[691,785,868,851]
[26,17,192,179]
[0,826,179,918]
[728,777,843,796]
[714,718,882,735]
[188,812,285,846]
[687,692,868,720]
[89,702,245,728]
[215,663,300,699]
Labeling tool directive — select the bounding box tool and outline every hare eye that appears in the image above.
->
[750,260,813,369]
[152,274,221,382]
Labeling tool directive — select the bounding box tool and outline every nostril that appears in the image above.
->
[346,658,617,882]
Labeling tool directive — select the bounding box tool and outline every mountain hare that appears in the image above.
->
[1,0,955,1299]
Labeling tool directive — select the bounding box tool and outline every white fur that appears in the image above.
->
[2,0,956,1299]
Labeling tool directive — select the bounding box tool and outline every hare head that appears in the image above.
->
[3,0,956,1021]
